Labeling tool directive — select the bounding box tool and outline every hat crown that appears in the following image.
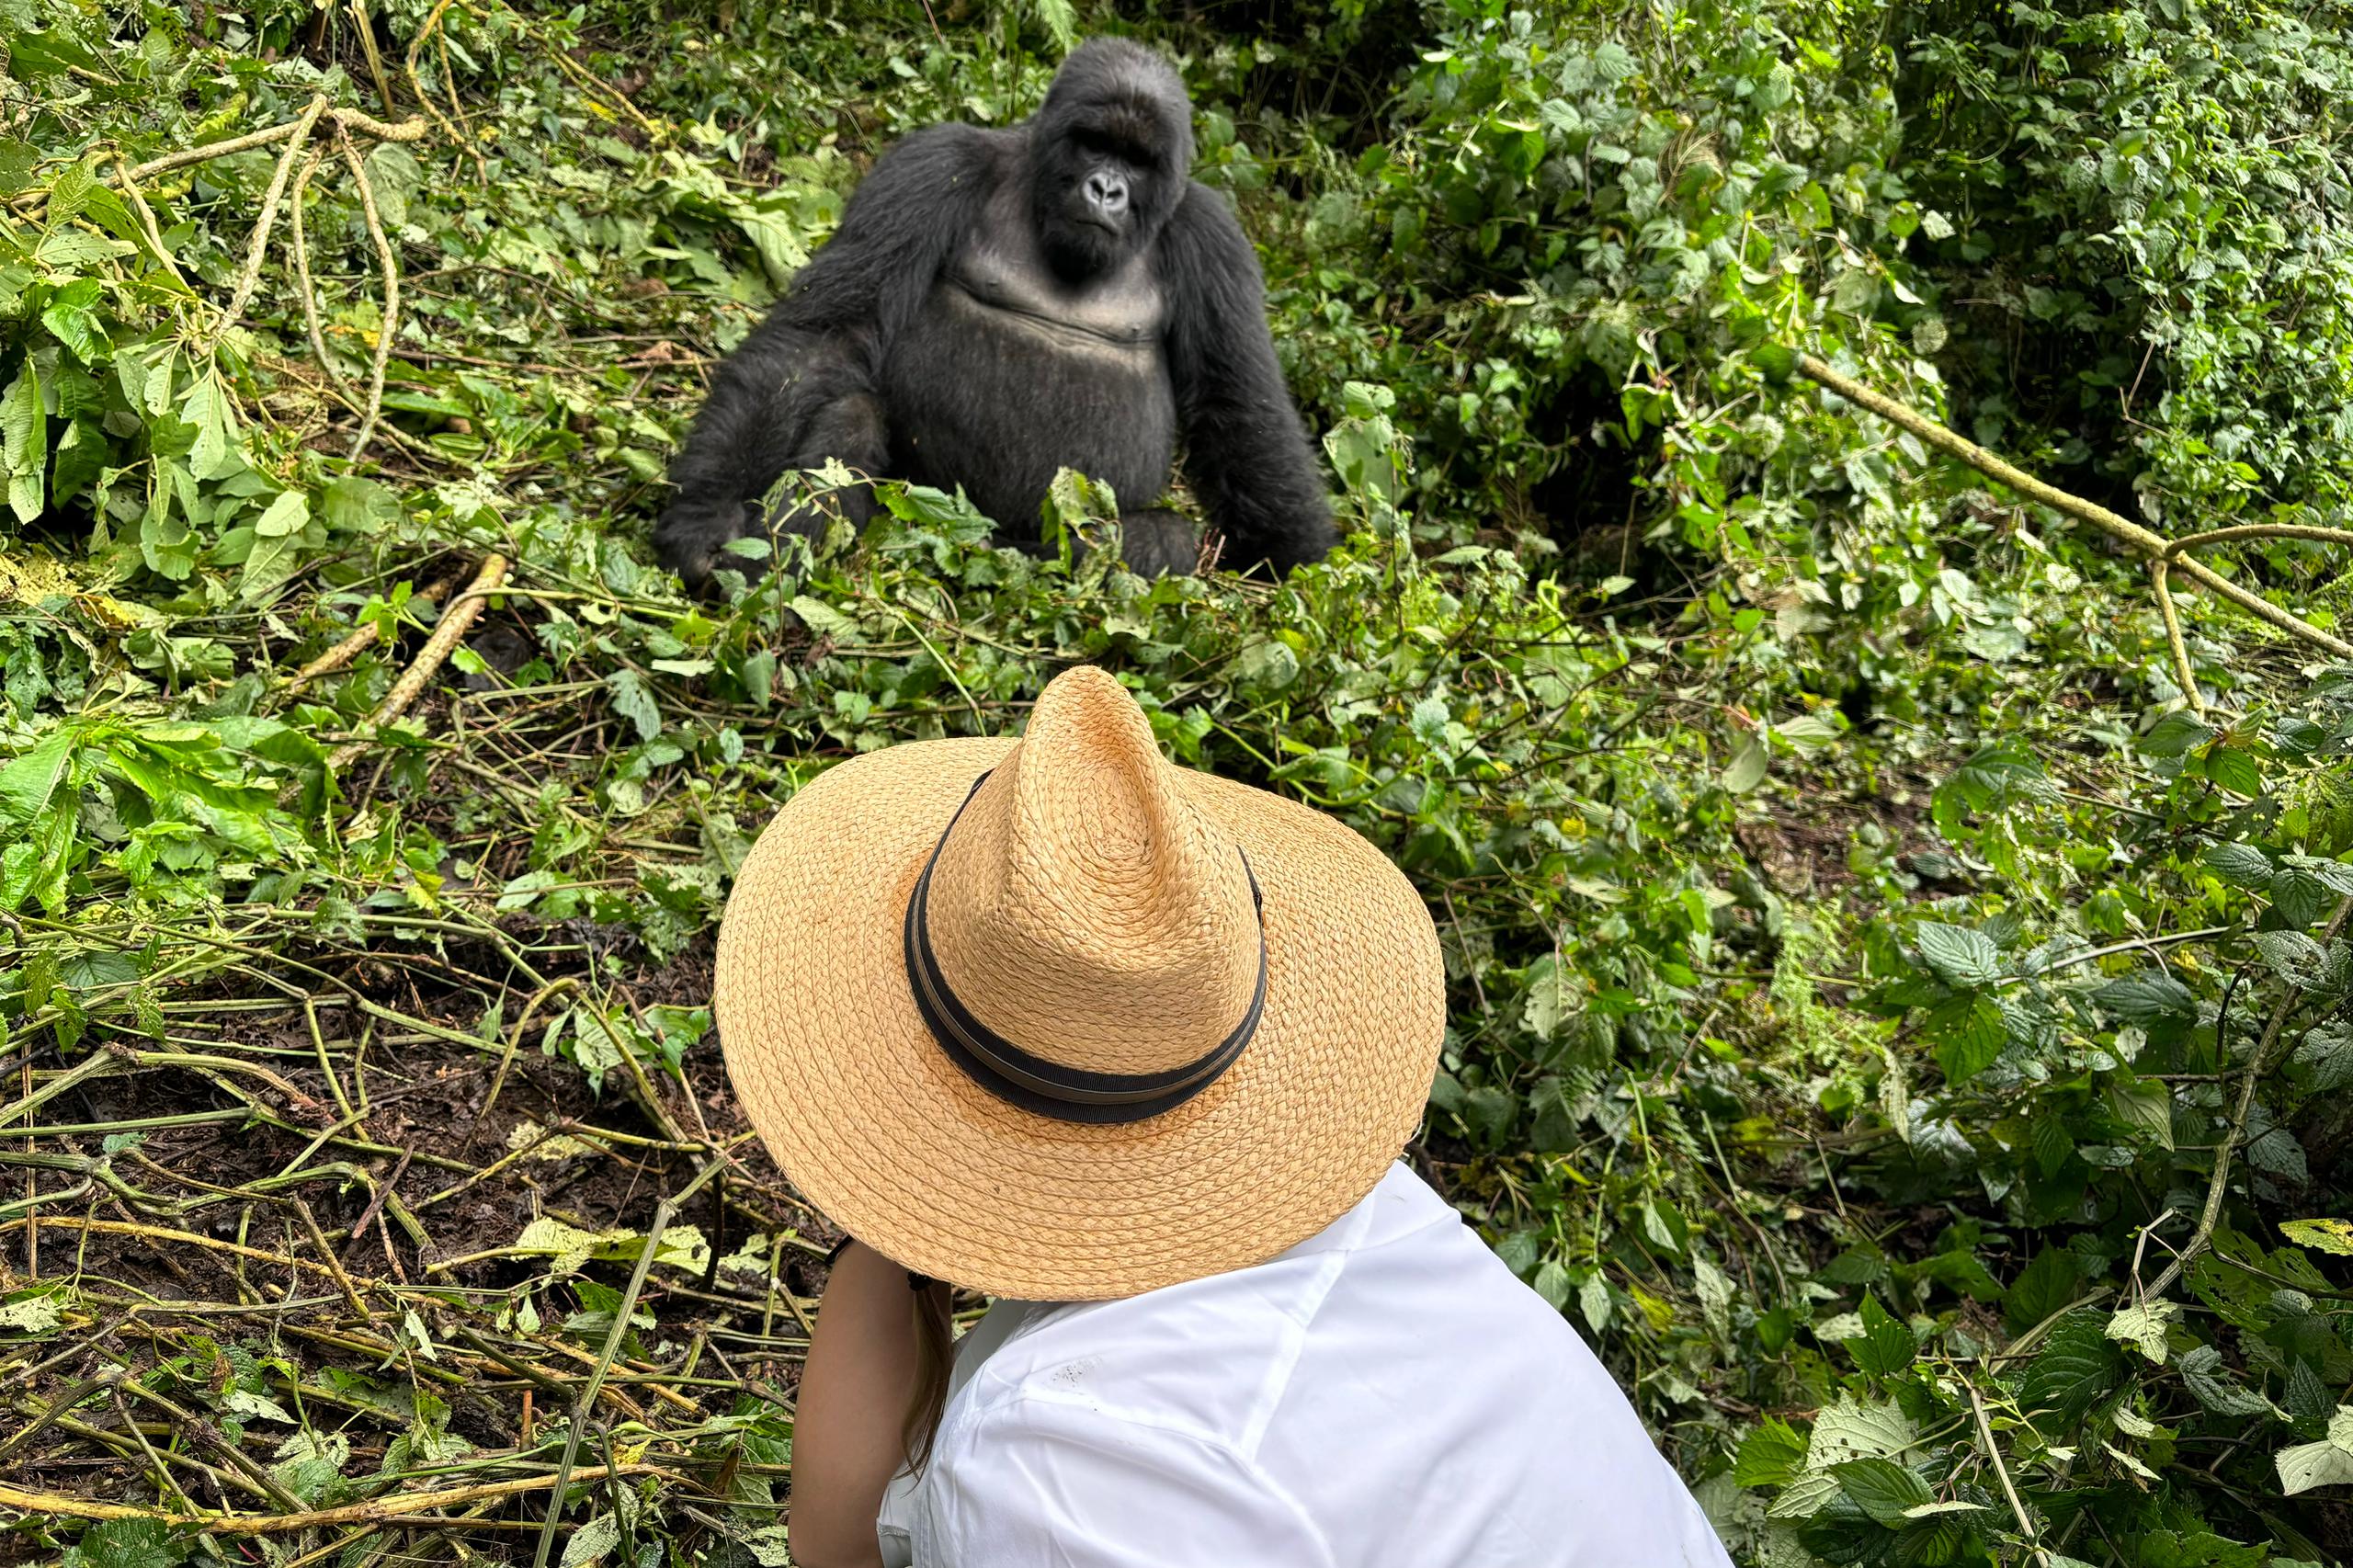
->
[923,667,1262,1077]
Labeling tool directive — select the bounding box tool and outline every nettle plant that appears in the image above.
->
[1731,673,2353,1565]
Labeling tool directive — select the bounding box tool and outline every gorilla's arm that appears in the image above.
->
[660,126,995,585]
[1159,184,1335,574]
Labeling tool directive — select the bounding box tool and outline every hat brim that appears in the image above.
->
[714,735,1447,1301]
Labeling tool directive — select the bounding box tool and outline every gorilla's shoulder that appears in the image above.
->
[867,120,1011,179]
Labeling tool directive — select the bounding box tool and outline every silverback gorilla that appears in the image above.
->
[657,40,1334,590]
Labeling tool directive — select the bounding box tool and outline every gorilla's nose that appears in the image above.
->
[1085,170,1129,218]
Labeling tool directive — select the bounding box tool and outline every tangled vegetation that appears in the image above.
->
[5,0,2353,1563]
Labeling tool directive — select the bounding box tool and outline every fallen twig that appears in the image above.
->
[2139,892,2353,1302]
[205,96,330,352]
[119,105,426,184]
[334,121,402,460]
[325,552,511,773]
[1792,354,2353,710]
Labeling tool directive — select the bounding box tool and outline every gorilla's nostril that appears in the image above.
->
[1086,172,1128,212]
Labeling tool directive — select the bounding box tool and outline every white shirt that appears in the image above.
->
[874,1163,1733,1567]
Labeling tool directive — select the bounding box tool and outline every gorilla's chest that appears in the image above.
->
[881,222,1176,529]
[943,239,1165,358]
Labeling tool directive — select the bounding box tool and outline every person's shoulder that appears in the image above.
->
[955,1165,1435,1449]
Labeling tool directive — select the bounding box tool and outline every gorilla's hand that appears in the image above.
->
[657,497,764,596]
[1116,508,1201,577]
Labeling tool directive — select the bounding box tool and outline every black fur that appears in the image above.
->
[658,40,1333,590]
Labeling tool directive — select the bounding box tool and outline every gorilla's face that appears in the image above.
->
[1030,43,1195,283]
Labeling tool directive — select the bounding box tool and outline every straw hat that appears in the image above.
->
[714,665,1446,1301]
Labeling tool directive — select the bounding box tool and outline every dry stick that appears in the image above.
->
[324,552,510,773]
[205,95,330,352]
[1792,355,2353,711]
[350,0,397,110]
[404,0,481,181]
[284,568,463,697]
[1966,1382,2051,1568]
[334,123,401,460]
[0,1466,670,1532]
[2140,892,2353,1304]
[113,159,188,290]
[540,41,665,142]
[530,1159,725,1568]
[288,147,360,409]
[120,105,426,183]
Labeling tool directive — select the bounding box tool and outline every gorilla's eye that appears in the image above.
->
[1074,128,1154,170]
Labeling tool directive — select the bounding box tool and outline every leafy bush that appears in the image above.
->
[4,0,2353,1562]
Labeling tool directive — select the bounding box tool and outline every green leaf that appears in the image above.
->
[1734,1416,1808,1487]
[2015,1310,2122,1427]
[1928,993,2006,1083]
[560,1509,622,1568]
[1233,639,1301,693]
[789,595,865,647]
[1844,1294,1916,1379]
[2279,1407,2353,1496]
[607,668,662,743]
[1915,922,2000,987]
[1,358,44,524]
[2104,1299,2178,1364]
[1033,0,1079,53]
[0,727,78,823]
[2004,1249,2079,1333]
[2107,1078,2174,1150]
[1805,1394,1917,1467]
[1721,733,1768,792]
[1751,344,1797,384]
[2139,710,2213,758]
[40,277,108,365]
[2203,840,2273,889]
[60,1517,188,1568]
[2177,1344,2274,1417]
[2281,1218,2353,1256]
[1831,1458,1935,1525]
[1578,1271,1611,1333]
[2091,971,2196,1027]
[2202,744,2264,797]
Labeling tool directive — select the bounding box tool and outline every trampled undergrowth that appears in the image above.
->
[5,2,2353,1564]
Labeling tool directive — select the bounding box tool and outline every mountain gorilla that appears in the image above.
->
[657,40,1333,590]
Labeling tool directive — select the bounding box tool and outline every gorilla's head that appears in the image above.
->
[1029,40,1196,282]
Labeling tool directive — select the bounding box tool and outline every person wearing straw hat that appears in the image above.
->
[716,665,1732,1568]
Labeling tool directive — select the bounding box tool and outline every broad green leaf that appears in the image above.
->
[608,668,662,743]
[2279,1408,2353,1496]
[2202,840,2273,889]
[2177,1344,2274,1417]
[2104,1299,2178,1364]
[2016,1311,2122,1426]
[1805,1394,1917,1468]
[1734,1417,1808,1488]
[2138,710,2212,758]
[1721,734,1768,792]
[2281,1218,2353,1256]
[1844,1294,1916,1379]
[1915,922,2000,987]
[2107,1078,2174,1150]
[1928,992,2006,1083]
[560,1510,622,1568]
[1831,1458,1934,1525]
[1,358,43,524]
[60,1517,188,1568]
[0,726,77,822]
[2004,1248,2080,1333]
[2255,929,2329,987]
[789,595,865,647]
